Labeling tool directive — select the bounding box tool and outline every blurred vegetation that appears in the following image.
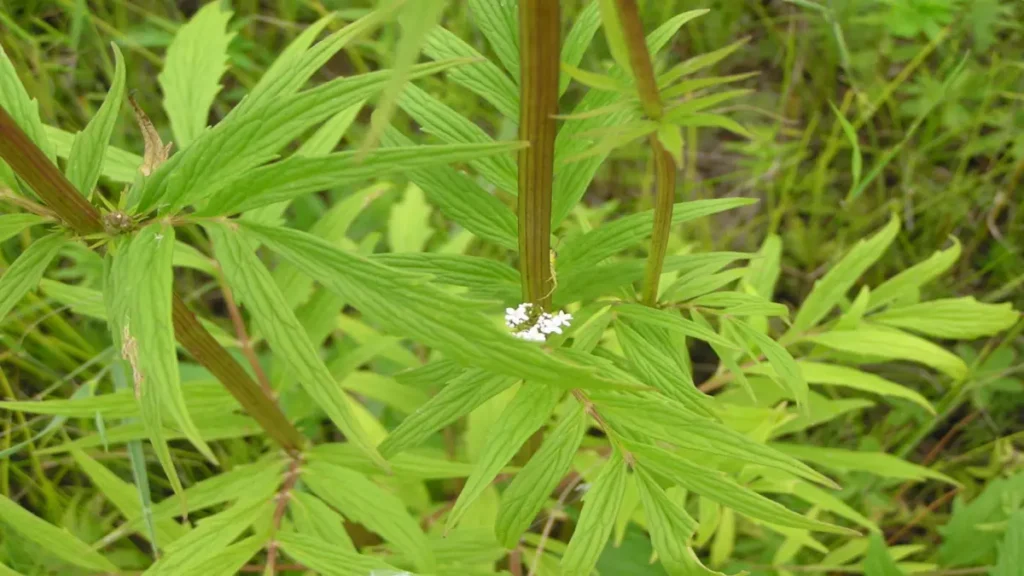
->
[0,0,1021,574]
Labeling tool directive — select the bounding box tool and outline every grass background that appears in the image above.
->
[0,0,1021,573]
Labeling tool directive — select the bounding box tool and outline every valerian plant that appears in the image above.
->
[0,1,1019,575]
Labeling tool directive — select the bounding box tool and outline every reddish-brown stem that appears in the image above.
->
[887,488,958,545]
[0,104,305,454]
[217,273,274,398]
[266,457,303,575]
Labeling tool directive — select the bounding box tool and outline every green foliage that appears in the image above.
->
[0,1,1021,574]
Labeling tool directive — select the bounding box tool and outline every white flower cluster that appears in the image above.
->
[504,303,573,343]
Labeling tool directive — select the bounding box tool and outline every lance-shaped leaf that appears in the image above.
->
[559,198,757,272]
[615,303,735,350]
[288,491,355,550]
[0,493,119,572]
[0,43,54,161]
[447,382,563,531]
[728,317,808,410]
[0,213,47,244]
[382,128,518,249]
[634,465,726,576]
[496,402,588,547]
[771,444,957,485]
[159,2,234,149]
[143,497,273,576]
[469,0,519,80]
[305,459,435,572]
[71,450,187,546]
[629,442,855,535]
[207,223,383,466]
[106,225,215,493]
[277,531,401,576]
[870,297,1019,340]
[201,141,524,216]
[561,450,629,576]
[868,239,960,310]
[614,320,717,418]
[131,58,468,213]
[802,326,968,381]
[0,232,65,323]
[66,43,126,196]
[397,83,518,194]
[592,392,836,488]
[380,369,519,458]
[789,214,900,335]
[245,222,635,390]
[44,125,141,183]
[423,26,519,120]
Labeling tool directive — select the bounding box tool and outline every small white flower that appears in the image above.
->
[506,303,572,342]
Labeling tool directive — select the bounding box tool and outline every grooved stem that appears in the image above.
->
[0,105,305,454]
[517,0,560,309]
[611,0,676,305]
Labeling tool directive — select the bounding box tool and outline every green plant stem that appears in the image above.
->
[0,104,306,455]
[612,0,676,306]
[517,0,560,309]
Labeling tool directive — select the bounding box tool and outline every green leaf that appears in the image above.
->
[0,560,21,576]
[559,199,756,272]
[597,0,633,74]
[771,443,957,485]
[869,238,960,310]
[373,252,519,298]
[560,1,602,95]
[388,183,434,252]
[692,309,755,401]
[864,531,907,576]
[829,102,863,201]
[0,493,118,572]
[207,223,383,466]
[789,214,900,335]
[469,0,519,80]
[0,213,46,244]
[396,358,464,387]
[159,2,234,149]
[753,472,876,531]
[615,303,736,350]
[289,491,355,550]
[789,361,933,413]
[662,89,753,123]
[562,63,629,93]
[295,100,363,157]
[45,124,142,183]
[246,222,629,390]
[70,450,187,546]
[0,42,55,161]
[0,232,65,323]
[382,128,517,249]
[186,536,265,576]
[729,318,808,410]
[991,511,1024,576]
[143,497,273,576]
[562,450,629,576]
[629,442,854,534]
[669,113,751,138]
[277,531,400,576]
[495,402,588,547]
[107,225,215,493]
[802,326,968,381]
[201,140,523,216]
[688,290,789,318]
[40,414,259,455]
[656,123,685,167]
[361,0,447,154]
[448,382,562,531]
[594,392,836,488]
[871,297,1019,340]
[310,442,481,480]
[65,43,125,196]
[423,26,519,120]
[133,58,467,213]
[614,320,717,418]
[305,459,435,571]
[381,368,518,458]
[660,71,760,100]
[635,466,726,576]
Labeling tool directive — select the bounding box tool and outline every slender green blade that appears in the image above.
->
[0,232,65,323]
[66,43,125,196]
[0,493,118,572]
